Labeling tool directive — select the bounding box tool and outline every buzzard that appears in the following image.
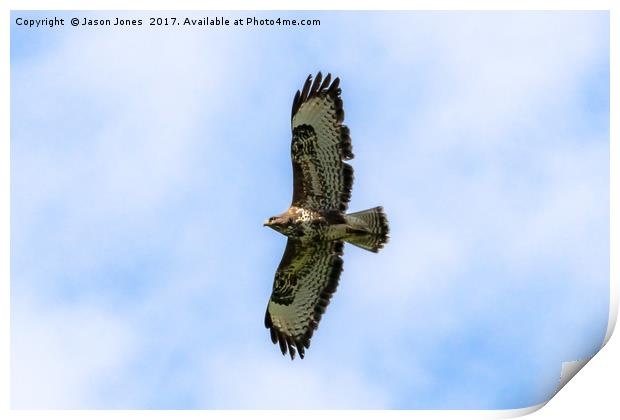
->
[263,72,389,360]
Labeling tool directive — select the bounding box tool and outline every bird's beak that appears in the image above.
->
[263,219,270,227]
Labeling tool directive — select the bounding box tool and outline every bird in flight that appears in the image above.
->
[263,72,389,360]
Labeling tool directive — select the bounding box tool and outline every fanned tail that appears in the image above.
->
[344,206,389,252]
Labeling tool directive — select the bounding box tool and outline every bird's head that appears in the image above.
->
[263,213,291,234]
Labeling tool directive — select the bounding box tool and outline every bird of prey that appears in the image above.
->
[263,72,389,360]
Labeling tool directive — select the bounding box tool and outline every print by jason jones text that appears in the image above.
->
[14,16,321,29]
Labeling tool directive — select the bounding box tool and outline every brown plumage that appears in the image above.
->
[264,72,390,360]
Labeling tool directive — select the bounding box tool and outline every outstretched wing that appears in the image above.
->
[265,239,344,359]
[290,72,354,212]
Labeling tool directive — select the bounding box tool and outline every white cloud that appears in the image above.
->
[11,290,137,408]
[198,351,392,409]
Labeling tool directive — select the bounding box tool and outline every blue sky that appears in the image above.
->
[10,11,609,409]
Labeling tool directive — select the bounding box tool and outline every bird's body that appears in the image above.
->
[268,206,384,244]
[264,72,389,360]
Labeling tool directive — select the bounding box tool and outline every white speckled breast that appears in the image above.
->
[284,207,348,241]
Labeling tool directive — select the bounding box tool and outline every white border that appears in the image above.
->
[0,0,617,11]
[1,1,617,418]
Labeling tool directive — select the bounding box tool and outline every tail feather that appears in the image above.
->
[344,206,389,252]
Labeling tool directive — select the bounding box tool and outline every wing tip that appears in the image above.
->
[266,321,307,361]
[291,71,343,117]
[266,306,307,361]
[290,71,353,161]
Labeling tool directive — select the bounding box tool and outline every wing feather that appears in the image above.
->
[319,73,331,91]
[290,72,354,212]
[300,74,312,103]
[265,239,344,360]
